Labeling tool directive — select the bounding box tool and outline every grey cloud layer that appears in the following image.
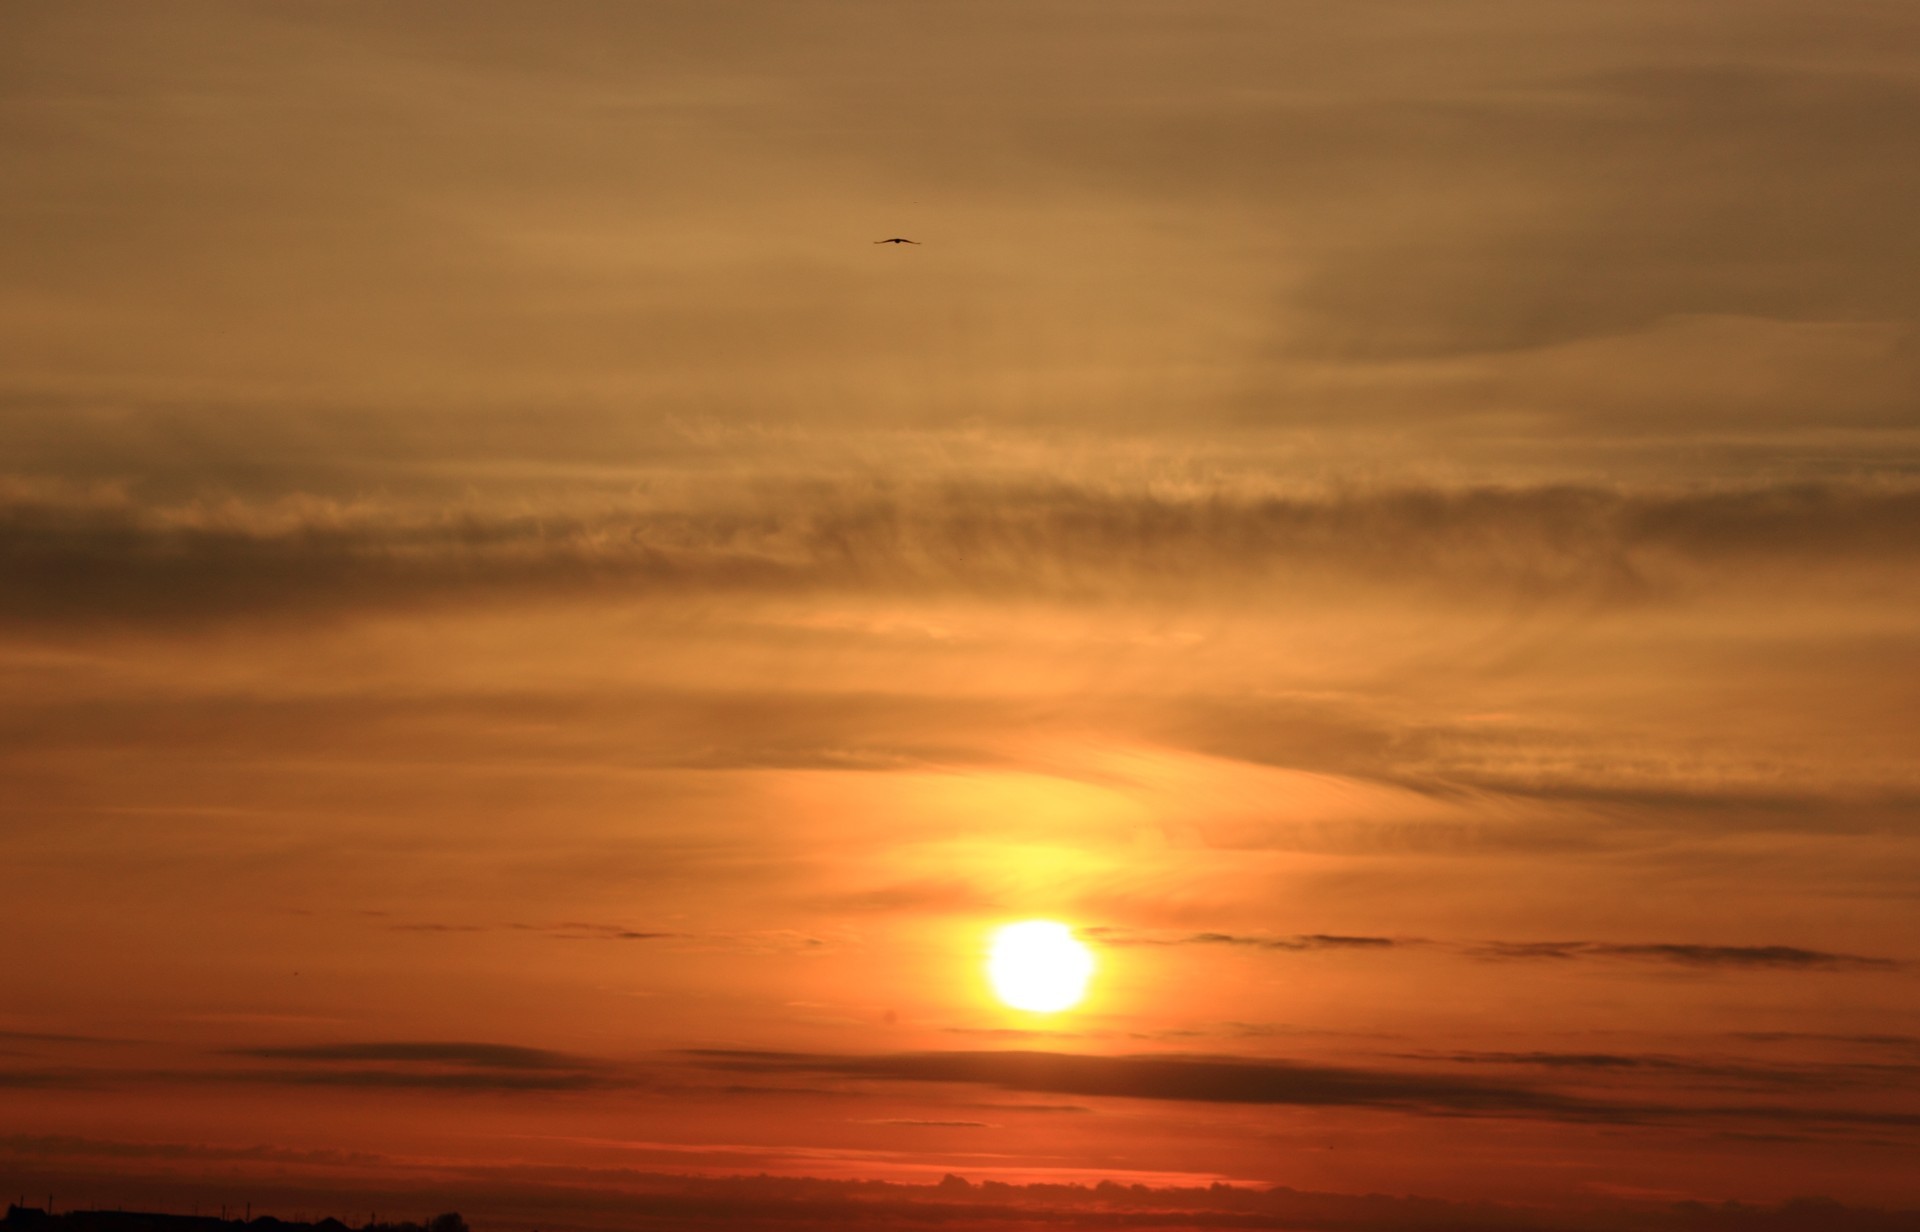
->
[2,482,1914,626]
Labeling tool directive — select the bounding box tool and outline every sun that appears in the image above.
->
[987,920,1095,1013]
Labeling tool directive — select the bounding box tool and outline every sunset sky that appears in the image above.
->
[4,3,1919,1229]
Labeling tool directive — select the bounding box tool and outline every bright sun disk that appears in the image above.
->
[987,920,1094,1013]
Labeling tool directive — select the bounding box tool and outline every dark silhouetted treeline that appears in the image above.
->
[10,1192,1920,1232]
[4,1208,466,1232]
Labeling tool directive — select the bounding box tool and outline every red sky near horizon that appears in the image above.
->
[3,4,1919,1230]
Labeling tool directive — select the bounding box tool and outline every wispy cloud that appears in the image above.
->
[1084,930,1903,973]
[1468,942,1903,971]
[0,1029,121,1045]
[1735,1032,1920,1054]
[521,922,684,942]
[1411,1050,1920,1093]
[1085,928,1405,951]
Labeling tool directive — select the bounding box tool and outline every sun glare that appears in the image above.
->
[987,920,1095,1013]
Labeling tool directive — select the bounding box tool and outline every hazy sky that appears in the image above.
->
[3,3,1919,1229]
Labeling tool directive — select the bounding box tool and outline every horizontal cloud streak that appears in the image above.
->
[1415,1050,1920,1093]
[687,1048,1636,1121]
[229,1042,592,1070]
[1471,942,1903,971]
[1085,929,1404,951]
[1085,931,1903,973]
[1,481,1915,626]
[683,1049,1920,1137]
[214,1040,621,1092]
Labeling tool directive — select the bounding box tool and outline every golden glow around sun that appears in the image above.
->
[987,920,1095,1013]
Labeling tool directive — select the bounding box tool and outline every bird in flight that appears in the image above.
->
[874,237,920,244]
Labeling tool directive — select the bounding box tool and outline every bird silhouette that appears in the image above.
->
[874,237,920,244]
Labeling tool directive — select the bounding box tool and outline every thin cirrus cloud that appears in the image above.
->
[1085,930,1904,973]
[0,1132,384,1168]
[532,922,683,942]
[1468,942,1905,971]
[210,1068,616,1093]
[1085,929,1403,951]
[0,1029,121,1046]
[1737,1032,1920,1054]
[383,920,831,952]
[212,1041,624,1092]
[1410,1050,1920,1094]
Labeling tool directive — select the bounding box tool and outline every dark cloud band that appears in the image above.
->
[1,481,1915,627]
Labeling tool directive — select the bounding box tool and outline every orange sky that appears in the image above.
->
[3,4,1919,1229]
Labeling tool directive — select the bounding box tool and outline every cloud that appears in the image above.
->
[218,1041,623,1092]
[0,1132,385,1168]
[1085,929,1404,952]
[1426,1050,1715,1072]
[216,1067,619,1093]
[385,920,822,950]
[0,1029,119,1045]
[1082,930,1901,975]
[229,1042,590,1069]
[1735,1032,1920,1054]
[524,922,683,942]
[1469,942,1903,971]
[1201,64,1920,362]
[686,1048,1627,1121]
[1415,1050,1920,1093]
[682,1048,1920,1139]
[0,1069,87,1089]
[0,481,1915,629]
